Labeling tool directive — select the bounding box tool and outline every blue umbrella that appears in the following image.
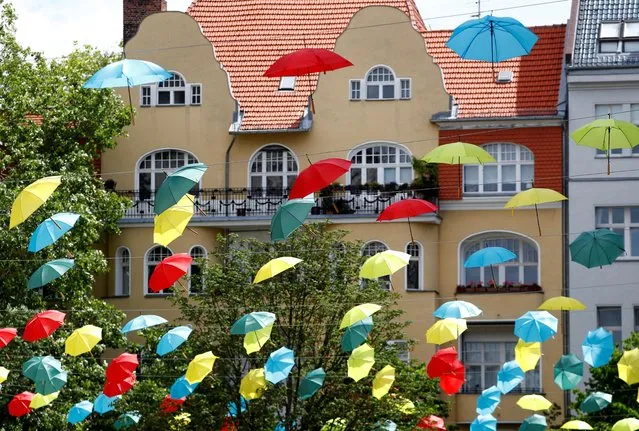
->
[374,420,397,431]
[582,327,614,368]
[94,393,121,415]
[464,247,517,286]
[265,347,295,384]
[471,414,497,431]
[476,385,501,415]
[299,368,326,400]
[434,300,483,319]
[67,400,93,425]
[28,213,80,253]
[496,360,524,394]
[156,326,193,356]
[520,414,547,431]
[226,396,248,417]
[121,314,168,334]
[580,392,612,413]
[170,375,200,399]
[231,312,276,335]
[341,316,373,352]
[446,16,538,63]
[514,311,558,343]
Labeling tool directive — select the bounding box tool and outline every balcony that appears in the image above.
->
[456,283,542,294]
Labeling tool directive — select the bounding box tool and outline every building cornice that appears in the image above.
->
[439,197,562,211]
[432,117,564,130]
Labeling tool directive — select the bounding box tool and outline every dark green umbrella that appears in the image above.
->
[341,316,373,352]
[580,392,612,413]
[570,229,624,268]
[554,354,583,390]
[298,368,326,400]
[519,414,547,431]
[271,199,314,242]
[114,412,141,429]
[154,163,207,215]
[22,356,67,395]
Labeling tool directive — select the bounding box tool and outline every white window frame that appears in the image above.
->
[139,71,202,107]
[349,79,361,100]
[405,241,423,291]
[248,144,299,194]
[347,142,413,186]
[361,240,391,290]
[144,245,173,295]
[188,245,207,295]
[115,247,131,297]
[278,76,296,91]
[386,340,410,363]
[593,104,639,157]
[598,21,639,54]
[595,206,639,258]
[463,143,534,195]
[597,306,622,346]
[135,149,199,197]
[399,78,412,100]
[349,65,411,101]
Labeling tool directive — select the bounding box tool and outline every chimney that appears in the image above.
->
[123,0,167,47]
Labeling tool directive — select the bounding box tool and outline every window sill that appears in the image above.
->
[594,155,639,159]
[456,284,542,294]
[144,293,174,298]
[613,257,639,262]
[101,295,130,299]
[459,388,543,395]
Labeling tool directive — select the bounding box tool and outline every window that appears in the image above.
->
[145,246,173,294]
[464,143,534,194]
[141,86,151,107]
[139,71,202,107]
[595,104,625,156]
[461,233,539,285]
[349,65,410,101]
[386,340,410,363]
[597,306,622,346]
[405,242,422,291]
[137,150,198,200]
[599,21,639,53]
[349,143,413,186]
[400,78,411,99]
[362,241,390,290]
[249,145,298,195]
[596,206,639,257]
[350,80,361,100]
[190,84,202,105]
[278,77,296,91]
[115,247,131,297]
[189,246,207,294]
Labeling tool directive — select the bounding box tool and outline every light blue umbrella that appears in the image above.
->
[226,396,248,417]
[265,347,295,384]
[476,385,501,415]
[299,368,326,400]
[170,375,200,399]
[582,327,614,368]
[156,326,193,356]
[434,300,483,319]
[94,392,121,415]
[514,311,558,343]
[231,312,277,335]
[520,414,547,431]
[580,392,612,413]
[471,414,497,431]
[374,420,397,431]
[28,213,80,253]
[27,258,75,289]
[341,316,373,352]
[464,247,517,268]
[496,361,524,394]
[121,314,168,334]
[114,412,141,429]
[67,400,93,425]
[83,59,171,88]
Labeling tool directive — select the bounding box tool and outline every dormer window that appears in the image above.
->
[140,71,202,107]
[349,65,411,101]
[278,76,296,91]
[599,21,639,53]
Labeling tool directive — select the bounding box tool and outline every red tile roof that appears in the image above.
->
[425,25,566,119]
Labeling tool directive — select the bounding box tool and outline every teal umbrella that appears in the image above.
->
[519,414,547,431]
[271,198,314,242]
[341,316,373,352]
[154,163,207,215]
[554,354,583,390]
[114,412,141,429]
[580,392,612,413]
[298,368,326,400]
[22,356,67,395]
[67,400,93,425]
[570,229,625,268]
[27,258,74,289]
[231,312,276,335]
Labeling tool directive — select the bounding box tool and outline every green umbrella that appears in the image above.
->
[231,312,276,335]
[27,258,74,289]
[519,414,547,431]
[114,412,141,429]
[154,163,207,215]
[580,392,612,413]
[554,354,583,390]
[22,356,67,395]
[298,367,326,400]
[341,316,373,352]
[271,198,314,242]
[570,230,625,268]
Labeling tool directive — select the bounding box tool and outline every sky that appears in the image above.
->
[9,0,571,59]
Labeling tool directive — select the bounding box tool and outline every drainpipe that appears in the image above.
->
[225,135,237,218]
[562,94,570,420]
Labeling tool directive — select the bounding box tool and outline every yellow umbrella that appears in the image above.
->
[10,176,62,228]
[426,318,467,345]
[561,421,593,430]
[340,303,382,329]
[515,339,542,372]
[517,394,552,411]
[372,365,395,399]
[244,324,273,354]
[0,366,9,384]
[29,392,59,409]
[504,188,568,236]
[240,368,267,400]
[396,397,416,414]
[253,257,302,284]
[65,325,102,356]
[360,250,410,280]
[538,296,586,311]
[613,418,639,431]
[348,343,375,382]
[153,194,194,246]
[185,351,218,384]
[618,348,639,385]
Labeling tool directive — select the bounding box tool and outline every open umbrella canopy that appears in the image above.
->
[148,253,192,292]
[515,339,542,372]
[244,324,274,354]
[395,397,415,414]
[67,400,93,425]
[157,325,193,356]
[561,421,593,430]
[422,142,496,164]
[231,312,276,335]
[347,343,375,382]
[476,386,501,415]
[434,300,482,319]
[416,415,447,431]
[23,355,63,385]
[570,229,625,268]
[514,311,558,343]
[376,198,438,221]
[253,257,302,284]
[170,375,199,399]
[517,394,552,411]
[29,391,59,409]
[322,418,347,431]
[94,393,121,415]
[612,418,639,431]
[538,296,587,311]
[372,365,395,399]
[582,327,614,367]
[340,303,382,329]
[360,250,410,279]
[65,325,102,356]
[341,316,373,352]
[464,246,517,268]
[496,360,524,394]
[505,188,567,209]
[520,414,547,431]
[265,347,295,384]
[121,314,168,334]
[10,176,62,229]
[8,392,34,417]
[264,49,353,77]
[227,397,248,417]
[154,163,207,215]
[27,258,75,289]
[427,347,465,395]
[571,119,639,152]
[0,327,17,348]
[271,198,315,242]
[299,368,326,400]
[0,366,9,384]
[23,310,65,342]
[106,353,139,381]
[83,59,170,88]
[288,158,352,199]
[240,368,268,400]
[374,421,397,431]
[114,412,141,430]
[470,414,497,431]
[426,318,467,345]
[554,354,583,390]
[618,348,639,385]
[104,374,136,397]
[580,392,612,413]
[28,212,80,252]
[153,194,194,247]
[185,351,217,384]
[161,395,186,414]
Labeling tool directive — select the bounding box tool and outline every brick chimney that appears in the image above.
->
[123,0,167,46]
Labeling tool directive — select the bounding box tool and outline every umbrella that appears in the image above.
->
[288,158,352,200]
[10,176,62,229]
[106,353,139,381]
[114,412,141,429]
[580,392,612,413]
[322,418,347,431]
[496,360,524,394]
[341,316,373,352]
[148,253,192,292]
[240,368,267,400]
[434,300,482,319]
[244,324,274,354]
[470,414,497,431]
[376,198,438,243]
[253,257,302,284]
[67,400,93,425]
[427,348,465,395]
[514,311,558,343]
[264,49,352,77]
[65,324,102,356]
[582,327,614,367]
[94,393,121,415]
[360,250,410,280]
[27,258,75,289]
[0,327,17,348]
[340,303,382,329]
[265,347,295,384]
[185,351,217,384]
[154,163,207,215]
[395,397,415,414]
[505,188,568,236]
[22,356,65,388]
[571,118,639,175]
[520,414,547,431]
[29,391,59,409]
[28,212,80,253]
[298,368,326,400]
[271,198,314,242]
[464,246,517,287]
[347,343,375,382]
[372,365,395,399]
[0,366,9,384]
[231,312,277,335]
[570,229,625,268]
[170,375,200,399]
[612,418,639,431]
[517,394,552,411]
[538,296,587,311]
[561,421,593,430]
[161,395,185,413]
[154,194,194,246]
[157,325,193,356]
[416,415,447,431]
[121,314,168,334]
[618,348,639,385]
[426,318,467,345]
[554,354,583,390]
[515,339,542,372]
[374,421,397,431]
[104,374,136,397]
[23,310,65,342]
[476,385,501,415]
[8,392,34,417]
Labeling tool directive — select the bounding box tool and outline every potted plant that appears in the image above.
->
[410,157,439,202]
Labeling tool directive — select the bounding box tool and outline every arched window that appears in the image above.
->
[158,72,187,105]
[463,143,534,194]
[145,246,172,294]
[140,71,202,107]
[362,241,390,290]
[349,65,411,101]
[460,233,539,286]
[249,145,298,195]
[137,149,198,199]
[349,143,413,186]
[115,247,131,297]
[189,246,207,294]
[405,242,423,291]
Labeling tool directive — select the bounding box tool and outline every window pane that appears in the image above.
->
[598,306,622,326]
[625,22,639,37]
[250,175,262,190]
[406,260,419,290]
[139,173,152,199]
[483,166,498,192]
[613,228,625,249]
[600,41,619,53]
[465,267,481,284]
[465,366,482,392]
[174,91,185,105]
[612,208,625,223]
[382,85,395,99]
[524,266,538,284]
[484,365,499,388]
[350,168,362,186]
[484,343,500,362]
[631,208,639,223]
[464,166,479,192]
[505,266,519,283]
[596,207,609,224]
[502,165,516,191]
[521,165,534,190]
[463,342,482,363]
[400,167,412,184]
[266,175,283,191]
[631,228,639,256]
[367,85,379,99]
[158,91,170,105]
[624,41,639,52]
[600,22,622,38]
[384,168,396,184]
[366,168,378,184]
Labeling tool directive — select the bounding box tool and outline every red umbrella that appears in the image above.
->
[439,360,465,395]
[263,48,353,77]
[0,328,17,348]
[105,353,139,382]
[160,395,185,414]
[426,347,459,378]
[377,199,438,243]
[103,373,136,397]
[148,253,192,293]
[22,310,65,342]
[288,158,352,200]
[415,415,446,431]
[8,391,34,417]
[221,417,238,431]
